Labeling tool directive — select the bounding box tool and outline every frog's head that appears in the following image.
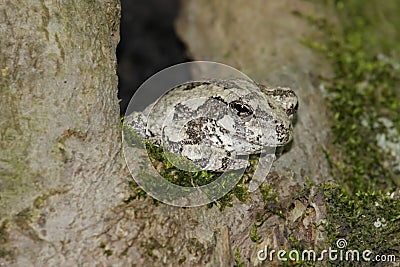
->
[216,79,298,154]
[255,83,298,146]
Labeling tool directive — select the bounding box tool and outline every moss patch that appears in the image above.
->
[298,2,400,192]
[259,183,285,218]
[324,183,400,265]
[0,220,11,259]
[234,247,246,267]
[298,0,400,262]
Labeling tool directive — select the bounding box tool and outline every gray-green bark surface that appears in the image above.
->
[1,1,124,265]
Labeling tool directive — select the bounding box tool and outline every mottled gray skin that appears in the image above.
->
[125,79,297,172]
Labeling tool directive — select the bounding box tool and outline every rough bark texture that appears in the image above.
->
[0,1,124,265]
[1,1,335,266]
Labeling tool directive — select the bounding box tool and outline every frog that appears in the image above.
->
[124,78,298,192]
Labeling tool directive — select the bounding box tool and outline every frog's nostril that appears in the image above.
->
[286,101,298,116]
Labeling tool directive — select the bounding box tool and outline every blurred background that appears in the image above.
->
[117,0,190,114]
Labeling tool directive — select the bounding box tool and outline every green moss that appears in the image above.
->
[327,0,400,57]
[323,183,400,265]
[249,223,262,243]
[145,141,222,187]
[248,183,289,246]
[232,183,249,202]
[298,1,400,262]
[0,220,10,258]
[104,249,113,256]
[178,256,186,264]
[299,1,400,192]
[234,247,246,267]
[295,177,314,201]
[99,242,113,257]
[33,188,62,209]
[259,184,285,218]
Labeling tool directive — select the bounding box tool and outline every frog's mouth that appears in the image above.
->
[231,139,264,155]
[229,124,293,155]
[227,135,271,155]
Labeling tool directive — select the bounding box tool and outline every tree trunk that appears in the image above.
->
[0,1,125,265]
[1,1,335,266]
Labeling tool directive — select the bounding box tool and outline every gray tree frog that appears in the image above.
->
[125,78,297,191]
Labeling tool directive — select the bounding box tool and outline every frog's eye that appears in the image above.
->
[229,100,253,117]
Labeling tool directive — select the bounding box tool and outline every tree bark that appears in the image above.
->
[1,1,335,266]
[0,1,125,265]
